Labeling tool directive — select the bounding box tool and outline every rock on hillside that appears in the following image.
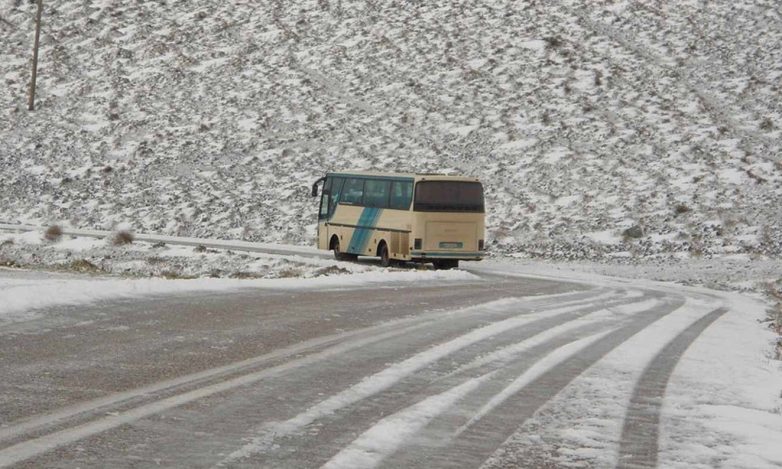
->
[1,0,780,259]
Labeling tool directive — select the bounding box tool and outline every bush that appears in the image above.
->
[44,225,63,242]
[674,204,690,215]
[622,225,644,239]
[69,259,100,273]
[111,230,134,245]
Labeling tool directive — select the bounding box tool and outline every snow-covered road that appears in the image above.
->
[0,266,779,468]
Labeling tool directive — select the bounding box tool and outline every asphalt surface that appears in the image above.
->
[0,268,727,468]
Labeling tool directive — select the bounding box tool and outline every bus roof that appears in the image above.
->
[325,171,481,183]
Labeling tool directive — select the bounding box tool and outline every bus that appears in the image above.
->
[311,171,486,269]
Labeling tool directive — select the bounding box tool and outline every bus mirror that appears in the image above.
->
[311,177,327,197]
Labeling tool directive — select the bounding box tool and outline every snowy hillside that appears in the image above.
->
[1,0,780,258]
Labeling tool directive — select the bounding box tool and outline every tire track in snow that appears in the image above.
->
[382,294,686,468]
[476,296,723,469]
[213,290,633,466]
[0,290,613,468]
[215,292,652,467]
[616,307,728,469]
[0,291,599,444]
[323,329,616,469]
[274,299,650,467]
[257,298,654,468]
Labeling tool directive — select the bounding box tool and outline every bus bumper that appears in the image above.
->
[410,251,484,261]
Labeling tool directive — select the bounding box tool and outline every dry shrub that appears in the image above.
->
[69,259,100,273]
[161,270,195,280]
[767,281,782,334]
[111,230,134,245]
[0,257,19,268]
[278,268,302,278]
[312,265,351,277]
[44,225,63,242]
[230,271,263,279]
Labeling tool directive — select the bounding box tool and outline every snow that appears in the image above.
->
[0,238,778,466]
[218,295,613,466]
[461,328,615,437]
[658,293,782,468]
[1,0,778,258]
[0,269,476,324]
[472,259,782,469]
[451,294,652,376]
[323,371,497,469]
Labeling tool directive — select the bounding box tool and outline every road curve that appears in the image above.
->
[0,268,736,468]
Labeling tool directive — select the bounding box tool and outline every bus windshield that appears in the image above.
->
[414,181,485,213]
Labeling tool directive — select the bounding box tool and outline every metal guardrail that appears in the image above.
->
[0,224,332,260]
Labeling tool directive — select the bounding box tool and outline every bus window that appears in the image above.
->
[364,179,391,208]
[414,181,484,212]
[329,177,345,215]
[341,178,365,205]
[390,181,413,210]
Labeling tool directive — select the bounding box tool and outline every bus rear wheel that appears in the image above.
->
[378,243,391,268]
[433,259,459,270]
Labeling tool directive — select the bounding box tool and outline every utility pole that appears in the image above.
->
[28,0,43,111]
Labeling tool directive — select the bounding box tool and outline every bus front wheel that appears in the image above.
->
[433,259,459,270]
[332,238,356,261]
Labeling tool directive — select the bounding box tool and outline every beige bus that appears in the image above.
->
[311,171,486,269]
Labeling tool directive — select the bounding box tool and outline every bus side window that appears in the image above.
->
[364,179,391,208]
[341,178,365,205]
[329,177,345,215]
[390,181,413,210]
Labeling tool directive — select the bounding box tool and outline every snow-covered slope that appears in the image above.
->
[1,0,780,258]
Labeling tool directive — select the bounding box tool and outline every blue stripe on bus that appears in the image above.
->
[347,208,371,254]
[347,207,383,255]
[360,208,382,253]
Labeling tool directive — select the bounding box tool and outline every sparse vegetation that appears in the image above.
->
[312,265,351,277]
[674,204,690,215]
[622,225,644,240]
[69,259,101,273]
[161,270,196,280]
[278,268,303,278]
[0,257,19,268]
[111,230,134,246]
[0,0,780,260]
[43,225,63,242]
[229,271,263,279]
[544,35,563,50]
[0,233,364,280]
[767,280,782,330]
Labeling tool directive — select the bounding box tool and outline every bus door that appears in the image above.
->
[316,177,331,249]
[321,177,346,248]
